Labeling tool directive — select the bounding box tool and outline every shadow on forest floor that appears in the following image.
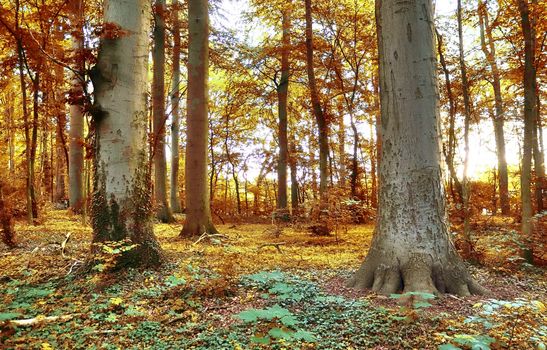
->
[0,209,545,349]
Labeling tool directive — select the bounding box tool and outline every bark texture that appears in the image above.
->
[180,0,218,237]
[348,0,486,296]
[90,0,163,267]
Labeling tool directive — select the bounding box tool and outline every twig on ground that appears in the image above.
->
[192,233,228,246]
[61,232,71,258]
[257,242,286,253]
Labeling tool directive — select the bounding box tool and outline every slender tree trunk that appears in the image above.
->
[69,0,85,213]
[289,140,299,214]
[532,121,545,212]
[0,181,15,248]
[349,0,485,296]
[478,1,510,215]
[276,9,290,212]
[350,114,359,198]
[170,0,182,213]
[304,0,328,202]
[55,113,67,203]
[31,73,40,219]
[518,0,537,240]
[436,29,463,204]
[181,0,218,236]
[90,0,164,267]
[152,0,174,223]
[457,0,472,250]
[339,116,346,189]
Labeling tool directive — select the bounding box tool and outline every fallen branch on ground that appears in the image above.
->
[192,233,229,246]
[8,314,80,327]
[257,242,286,253]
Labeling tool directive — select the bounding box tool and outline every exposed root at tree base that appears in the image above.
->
[347,251,489,296]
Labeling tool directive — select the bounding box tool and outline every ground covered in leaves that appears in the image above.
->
[0,210,545,349]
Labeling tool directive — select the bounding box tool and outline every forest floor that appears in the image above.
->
[0,209,545,349]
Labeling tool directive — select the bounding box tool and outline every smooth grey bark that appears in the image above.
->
[348,0,485,295]
[170,0,183,213]
[152,0,175,223]
[478,1,510,215]
[276,9,290,212]
[90,0,163,267]
[180,0,218,237]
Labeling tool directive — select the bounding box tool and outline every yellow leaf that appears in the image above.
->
[41,343,54,350]
[109,297,123,306]
[532,301,545,312]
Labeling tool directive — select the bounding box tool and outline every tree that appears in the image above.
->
[304,0,329,202]
[152,0,175,223]
[90,0,164,267]
[457,0,473,251]
[68,0,85,214]
[170,0,183,214]
[276,9,291,214]
[348,0,486,295]
[517,0,537,240]
[478,0,510,215]
[436,29,463,204]
[180,0,218,237]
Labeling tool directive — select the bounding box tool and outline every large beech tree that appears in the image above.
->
[90,0,163,266]
[180,0,218,237]
[348,0,486,295]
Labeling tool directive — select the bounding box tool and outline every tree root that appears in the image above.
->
[347,251,488,296]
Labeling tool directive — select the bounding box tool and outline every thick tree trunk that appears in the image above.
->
[304,0,328,201]
[90,0,164,267]
[68,0,85,213]
[349,0,486,296]
[152,0,174,223]
[276,10,290,211]
[478,1,510,215]
[170,0,182,213]
[518,0,537,238]
[180,0,218,237]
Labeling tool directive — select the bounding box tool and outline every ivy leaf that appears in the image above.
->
[0,312,21,321]
[250,336,270,344]
[438,344,462,350]
[268,327,292,339]
[293,330,316,342]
